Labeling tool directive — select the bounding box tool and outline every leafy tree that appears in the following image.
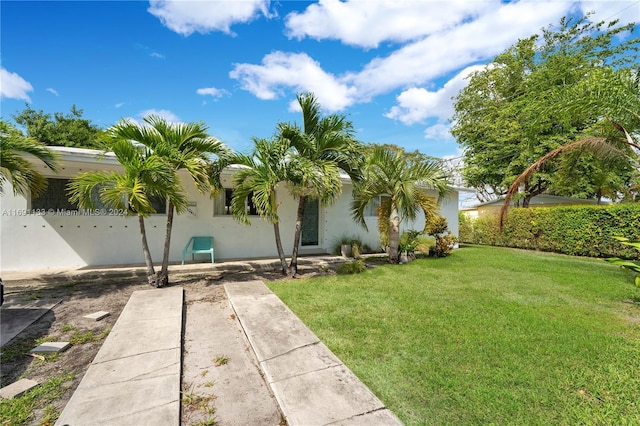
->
[279,92,363,276]
[0,120,59,196]
[111,115,227,287]
[451,14,638,205]
[500,66,640,224]
[68,133,187,286]
[224,137,294,275]
[351,145,449,263]
[13,104,104,149]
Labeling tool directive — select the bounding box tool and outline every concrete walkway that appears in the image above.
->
[226,281,402,425]
[41,264,402,425]
[55,288,183,426]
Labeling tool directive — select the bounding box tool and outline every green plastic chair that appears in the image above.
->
[182,236,214,265]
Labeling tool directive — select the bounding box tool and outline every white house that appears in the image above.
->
[0,147,460,272]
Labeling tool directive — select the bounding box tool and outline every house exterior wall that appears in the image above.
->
[0,151,459,272]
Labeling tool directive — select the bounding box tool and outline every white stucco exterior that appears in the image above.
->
[1,147,459,272]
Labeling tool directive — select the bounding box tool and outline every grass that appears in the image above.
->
[268,245,640,425]
[213,356,230,366]
[68,328,111,345]
[0,372,74,426]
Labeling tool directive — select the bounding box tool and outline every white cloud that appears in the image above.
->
[348,1,571,99]
[0,68,33,102]
[385,65,484,125]
[150,52,165,59]
[115,102,124,109]
[196,87,229,98]
[46,88,59,96]
[285,0,493,48]
[424,123,455,142]
[230,51,356,111]
[148,0,271,36]
[138,109,181,123]
[233,1,573,110]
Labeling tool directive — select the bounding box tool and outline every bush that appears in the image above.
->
[398,230,422,255]
[460,204,640,259]
[337,259,367,274]
[332,234,367,257]
[426,215,457,257]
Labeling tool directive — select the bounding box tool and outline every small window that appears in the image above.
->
[213,189,258,216]
[32,178,78,210]
[364,195,390,216]
[149,194,167,214]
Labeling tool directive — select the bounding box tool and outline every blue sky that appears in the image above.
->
[1,0,638,160]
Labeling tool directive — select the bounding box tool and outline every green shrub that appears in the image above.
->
[458,212,474,243]
[337,259,367,274]
[398,230,422,255]
[425,216,458,257]
[332,234,365,256]
[460,204,640,259]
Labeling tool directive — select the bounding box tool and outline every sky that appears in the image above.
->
[1,0,639,162]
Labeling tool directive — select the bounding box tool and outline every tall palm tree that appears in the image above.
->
[1,120,59,196]
[225,137,293,275]
[351,145,450,263]
[111,115,227,286]
[68,137,187,286]
[279,92,363,276]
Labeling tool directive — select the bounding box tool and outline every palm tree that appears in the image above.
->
[68,136,187,286]
[351,145,450,263]
[111,115,227,286]
[1,120,59,196]
[225,137,293,275]
[279,92,363,276]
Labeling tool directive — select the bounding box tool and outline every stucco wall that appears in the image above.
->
[1,153,459,271]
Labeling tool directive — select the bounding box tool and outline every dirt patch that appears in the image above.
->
[1,263,338,426]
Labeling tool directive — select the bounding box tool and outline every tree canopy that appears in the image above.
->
[451,14,639,205]
[13,104,104,149]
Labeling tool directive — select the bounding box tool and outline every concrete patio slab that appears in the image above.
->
[226,280,403,426]
[0,378,39,399]
[83,310,110,321]
[55,287,183,426]
[226,283,319,362]
[30,341,70,353]
[182,291,282,425]
[260,341,342,383]
[0,298,62,347]
[270,365,385,426]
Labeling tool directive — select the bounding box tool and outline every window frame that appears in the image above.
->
[213,188,259,217]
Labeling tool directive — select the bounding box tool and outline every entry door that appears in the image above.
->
[301,198,319,246]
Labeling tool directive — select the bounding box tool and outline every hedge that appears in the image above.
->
[459,204,640,259]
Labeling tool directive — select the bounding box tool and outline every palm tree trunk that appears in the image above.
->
[272,221,289,276]
[388,206,400,264]
[138,215,157,286]
[289,195,306,277]
[159,200,174,287]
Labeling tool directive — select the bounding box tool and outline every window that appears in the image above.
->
[363,195,390,216]
[31,178,78,210]
[213,189,258,216]
[31,178,164,214]
[148,194,167,214]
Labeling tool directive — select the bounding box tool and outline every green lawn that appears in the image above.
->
[268,245,640,425]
